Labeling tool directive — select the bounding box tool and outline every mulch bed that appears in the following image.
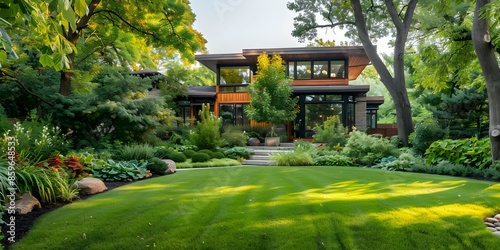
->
[1,176,161,249]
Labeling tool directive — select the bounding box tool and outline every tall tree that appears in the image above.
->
[472,0,500,160]
[288,0,418,146]
[4,0,206,96]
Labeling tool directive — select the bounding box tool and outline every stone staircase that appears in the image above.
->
[242,143,294,166]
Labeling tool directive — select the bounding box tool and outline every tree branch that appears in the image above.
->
[93,9,165,42]
[0,69,55,106]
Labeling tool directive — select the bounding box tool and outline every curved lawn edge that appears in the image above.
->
[13,166,500,249]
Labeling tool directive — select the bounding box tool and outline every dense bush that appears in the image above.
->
[221,128,248,147]
[212,151,226,159]
[114,144,156,161]
[372,151,423,171]
[312,115,348,147]
[342,131,399,166]
[198,149,216,159]
[183,149,197,159]
[313,154,352,166]
[411,121,447,156]
[168,152,187,163]
[91,159,148,181]
[223,147,254,160]
[155,147,174,159]
[191,152,210,163]
[425,137,491,168]
[177,158,241,169]
[246,126,271,142]
[147,157,168,175]
[189,103,224,150]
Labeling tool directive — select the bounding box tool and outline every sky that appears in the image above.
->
[189,0,391,55]
[190,0,312,53]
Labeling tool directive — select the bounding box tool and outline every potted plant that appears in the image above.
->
[245,53,298,146]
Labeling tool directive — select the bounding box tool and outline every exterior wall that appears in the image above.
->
[355,94,367,130]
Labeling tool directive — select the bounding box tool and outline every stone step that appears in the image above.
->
[241,159,275,166]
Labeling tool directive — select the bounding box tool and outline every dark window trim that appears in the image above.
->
[286,59,347,80]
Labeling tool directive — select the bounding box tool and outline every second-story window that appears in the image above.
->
[219,66,251,85]
[288,60,346,79]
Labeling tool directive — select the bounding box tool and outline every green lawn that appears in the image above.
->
[13,166,500,249]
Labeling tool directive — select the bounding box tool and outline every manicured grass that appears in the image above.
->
[13,166,500,249]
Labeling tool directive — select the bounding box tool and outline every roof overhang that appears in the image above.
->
[292,85,370,94]
[196,46,371,80]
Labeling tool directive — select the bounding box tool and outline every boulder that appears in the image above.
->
[247,137,260,146]
[15,192,41,215]
[487,227,498,232]
[74,177,108,195]
[484,222,495,227]
[495,214,500,220]
[493,231,500,238]
[162,159,177,174]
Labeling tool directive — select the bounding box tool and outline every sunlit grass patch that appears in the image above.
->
[13,166,500,249]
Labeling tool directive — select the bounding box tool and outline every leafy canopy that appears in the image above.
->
[245,53,298,126]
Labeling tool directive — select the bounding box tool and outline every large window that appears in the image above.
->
[288,60,346,79]
[219,66,251,85]
[220,104,250,127]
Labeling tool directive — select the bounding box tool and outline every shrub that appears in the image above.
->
[198,149,216,159]
[147,157,168,175]
[425,137,491,168]
[212,151,226,159]
[411,121,447,156]
[313,154,352,166]
[177,158,242,169]
[372,151,423,171]
[168,152,187,163]
[312,115,348,147]
[223,147,254,160]
[155,147,174,159]
[342,131,399,166]
[189,103,224,150]
[114,144,156,161]
[191,152,210,163]
[91,159,148,181]
[270,151,314,166]
[221,129,248,147]
[183,149,196,159]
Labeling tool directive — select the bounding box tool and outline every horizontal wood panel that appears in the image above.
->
[217,93,251,103]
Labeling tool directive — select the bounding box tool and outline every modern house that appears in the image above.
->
[179,46,384,140]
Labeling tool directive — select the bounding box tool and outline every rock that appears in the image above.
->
[247,137,260,146]
[495,214,500,220]
[162,159,176,174]
[487,227,498,232]
[73,177,108,195]
[493,232,500,238]
[495,222,500,227]
[497,227,500,231]
[484,222,495,227]
[485,217,499,223]
[15,192,41,215]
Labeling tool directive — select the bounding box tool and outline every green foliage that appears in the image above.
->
[313,154,353,166]
[147,157,168,175]
[212,151,226,159]
[245,53,298,127]
[167,152,187,163]
[342,131,399,166]
[425,137,492,168]
[198,149,216,159]
[312,115,348,146]
[223,147,254,160]
[0,120,69,163]
[189,103,224,150]
[49,66,176,147]
[114,144,156,161]
[270,151,314,166]
[221,128,248,147]
[411,120,447,156]
[191,152,210,163]
[155,147,174,159]
[372,151,423,171]
[246,126,271,142]
[176,158,241,169]
[182,149,196,159]
[91,159,147,182]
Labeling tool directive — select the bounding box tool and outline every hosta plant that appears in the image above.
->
[91,160,148,182]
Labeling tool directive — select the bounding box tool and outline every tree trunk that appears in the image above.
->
[472,0,500,161]
[350,0,416,146]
